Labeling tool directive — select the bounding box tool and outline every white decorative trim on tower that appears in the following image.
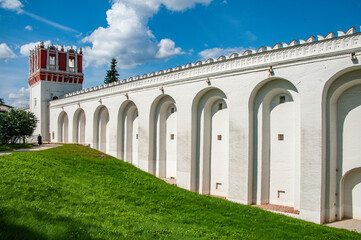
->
[56,50,59,71]
[75,52,78,73]
[46,46,50,70]
[66,51,69,72]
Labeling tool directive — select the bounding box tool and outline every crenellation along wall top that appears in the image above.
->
[50,27,361,107]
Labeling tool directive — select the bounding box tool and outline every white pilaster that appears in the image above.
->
[46,47,49,70]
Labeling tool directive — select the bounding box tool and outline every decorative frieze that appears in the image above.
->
[51,26,361,107]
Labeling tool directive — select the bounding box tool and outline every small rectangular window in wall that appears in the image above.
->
[52,132,54,140]
[170,134,175,140]
[171,108,175,113]
[278,134,284,141]
[279,96,286,104]
[136,134,138,139]
[278,190,285,198]
[218,103,223,110]
[217,135,222,140]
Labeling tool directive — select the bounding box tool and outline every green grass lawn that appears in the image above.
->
[0,143,35,152]
[0,145,360,239]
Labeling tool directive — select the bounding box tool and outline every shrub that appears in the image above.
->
[0,109,37,144]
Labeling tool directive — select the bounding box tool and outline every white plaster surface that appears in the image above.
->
[269,95,295,207]
[30,30,361,224]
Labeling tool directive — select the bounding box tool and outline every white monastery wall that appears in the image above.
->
[30,81,82,141]
[42,27,361,224]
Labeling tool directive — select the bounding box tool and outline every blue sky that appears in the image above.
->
[0,0,360,107]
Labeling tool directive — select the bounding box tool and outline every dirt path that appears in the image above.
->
[0,144,61,156]
[325,219,361,233]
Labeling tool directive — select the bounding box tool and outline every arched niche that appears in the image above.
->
[149,95,177,179]
[58,111,69,143]
[191,87,229,198]
[341,168,361,220]
[73,108,86,144]
[324,68,361,222]
[93,105,109,153]
[249,78,300,209]
[118,101,139,165]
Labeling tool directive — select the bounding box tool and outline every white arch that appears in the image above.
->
[58,111,69,143]
[118,101,139,165]
[149,95,177,178]
[93,105,109,152]
[249,78,300,208]
[191,87,229,197]
[324,69,361,222]
[341,167,361,220]
[73,108,86,144]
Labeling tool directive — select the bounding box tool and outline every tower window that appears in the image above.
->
[69,59,75,72]
[69,59,75,67]
[278,134,284,141]
[279,96,286,104]
[217,135,222,140]
[171,108,175,113]
[170,134,174,140]
[50,56,55,65]
[218,103,223,110]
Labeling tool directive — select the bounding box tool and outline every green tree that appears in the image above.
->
[104,58,119,84]
[0,109,37,144]
[0,113,9,143]
[0,98,4,105]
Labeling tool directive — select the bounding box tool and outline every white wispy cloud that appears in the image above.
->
[83,0,212,68]
[158,0,213,11]
[0,0,22,11]
[25,25,32,31]
[198,46,247,60]
[0,43,16,60]
[21,11,80,33]
[0,0,80,33]
[8,87,29,108]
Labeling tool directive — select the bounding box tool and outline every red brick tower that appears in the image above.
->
[28,41,83,88]
[28,41,84,141]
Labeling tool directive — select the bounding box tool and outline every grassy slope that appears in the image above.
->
[0,145,360,240]
[0,143,34,152]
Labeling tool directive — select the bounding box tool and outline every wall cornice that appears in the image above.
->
[50,27,361,108]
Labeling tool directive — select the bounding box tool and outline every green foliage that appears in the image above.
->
[0,98,4,105]
[0,144,359,239]
[104,58,119,84]
[0,109,37,144]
